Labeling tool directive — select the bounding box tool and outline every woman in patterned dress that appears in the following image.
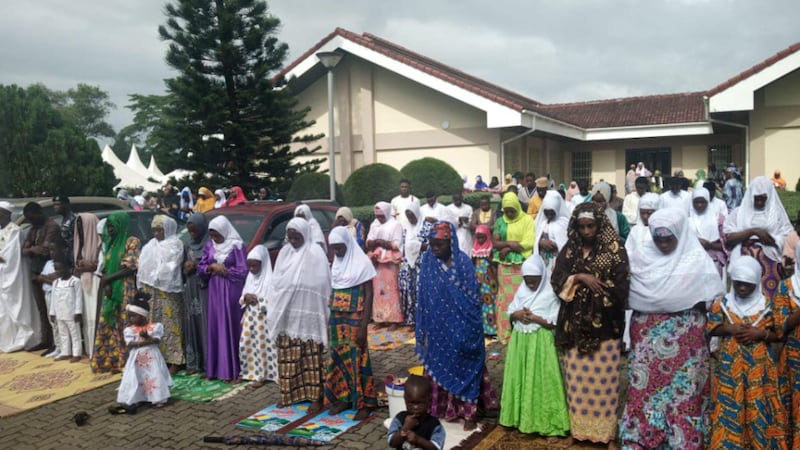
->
[724,176,793,300]
[774,244,800,449]
[137,215,185,374]
[91,212,140,374]
[399,200,423,326]
[533,191,570,273]
[550,202,629,449]
[492,192,534,344]
[324,226,377,420]
[238,245,277,387]
[620,209,725,449]
[472,225,497,336]
[366,202,403,326]
[707,256,787,449]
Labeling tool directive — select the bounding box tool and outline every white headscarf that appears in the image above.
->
[294,204,326,249]
[626,193,660,255]
[208,215,244,263]
[591,181,618,232]
[329,226,376,289]
[214,189,227,209]
[628,208,725,313]
[508,255,560,333]
[402,200,423,267]
[137,215,184,293]
[533,191,570,256]
[724,176,793,263]
[367,201,402,245]
[242,245,272,304]
[688,188,720,242]
[725,255,767,319]
[266,218,331,346]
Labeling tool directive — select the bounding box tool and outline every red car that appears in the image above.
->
[203,200,340,262]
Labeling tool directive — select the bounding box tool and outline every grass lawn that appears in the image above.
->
[778,190,800,222]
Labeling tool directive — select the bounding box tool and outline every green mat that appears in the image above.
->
[170,371,248,402]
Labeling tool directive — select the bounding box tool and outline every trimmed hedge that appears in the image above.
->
[343,163,402,207]
[400,158,463,198]
[286,172,344,203]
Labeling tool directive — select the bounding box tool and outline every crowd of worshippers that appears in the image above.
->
[3,163,800,449]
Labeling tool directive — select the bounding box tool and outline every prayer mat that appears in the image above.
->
[382,417,494,450]
[471,425,600,449]
[0,351,119,417]
[236,402,312,432]
[286,408,368,442]
[367,324,415,351]
[170,371,248,402]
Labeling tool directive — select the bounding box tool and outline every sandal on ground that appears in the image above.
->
[108,405,135,415]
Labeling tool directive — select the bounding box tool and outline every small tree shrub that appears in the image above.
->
[343,163,402,207]
[400,158,463,198]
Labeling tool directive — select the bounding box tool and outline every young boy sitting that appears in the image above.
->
[388,375,445,450]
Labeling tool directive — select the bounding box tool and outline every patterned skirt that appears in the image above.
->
[560,339,622,444]
[619,310,709,449]
[90,308,127,373]
[239,306,278,382]
[324,310,377,410]
[741,243,781,300]
[141,285,185,365]
[427,367,499,422]
[496,264,522,344]
[474,257,498,336]
[276,334,325,406]
[372,263,403,324]
[398,261,418,326]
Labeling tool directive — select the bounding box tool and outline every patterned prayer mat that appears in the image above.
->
[0,351,119,417]
[286,408,367,442]
[170,371,248,402]
[236,402,312,432]
[237,403,371,443]
[367,324,415,351]
[471,425,604,449]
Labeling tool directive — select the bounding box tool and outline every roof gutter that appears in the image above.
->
[703,96,750,181]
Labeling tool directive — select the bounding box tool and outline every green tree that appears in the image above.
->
[42,83,116,139]
[112,93,183,167]
[158,0,324,194]
[0,84,116,197]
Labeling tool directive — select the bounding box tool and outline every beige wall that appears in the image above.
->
[377,145,494,191]
[750,68,800,190]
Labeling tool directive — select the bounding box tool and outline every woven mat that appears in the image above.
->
[0,351,119,417]
[367,324,415,351]
[472,425,603,449]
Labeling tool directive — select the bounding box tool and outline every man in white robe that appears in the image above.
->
[0,202,40,352]
[445,192,473,257]
[419,192,446,223]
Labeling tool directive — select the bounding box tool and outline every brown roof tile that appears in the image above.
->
[706,42,800,96]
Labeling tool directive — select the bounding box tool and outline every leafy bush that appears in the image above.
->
[343,163,402,207]
[400,158,463,198]
[286,172,344,203]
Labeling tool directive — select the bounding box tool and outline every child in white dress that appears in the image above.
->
[49,258,83,362]
[109,292,173,415]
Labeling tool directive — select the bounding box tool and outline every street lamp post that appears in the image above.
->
[316,51,344,202]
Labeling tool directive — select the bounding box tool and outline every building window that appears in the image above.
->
[571,151,591,182]
[708,145,732,169]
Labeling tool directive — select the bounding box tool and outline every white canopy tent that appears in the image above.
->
[102,145,193,192]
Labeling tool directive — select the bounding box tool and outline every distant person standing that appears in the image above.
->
[446,192,473,256]
[622,177,650,225]
[0,202,39,352]
[526,177,549,218]
[22,202,60,352]
[723,167,744,212]
[390,179,418,229]
[772,169,787,190]
[625,164,637,195]
[53,195,77,265]
[419,192,446,223]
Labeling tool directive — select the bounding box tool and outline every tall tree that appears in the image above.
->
[159,0,324,194]
[42,83,117,139]
[0,84,116,197]
[112,93,183,170]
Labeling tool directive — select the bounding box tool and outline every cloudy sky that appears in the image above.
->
[1,0,798,134]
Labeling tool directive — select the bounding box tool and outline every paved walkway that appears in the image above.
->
[0,342,507,450]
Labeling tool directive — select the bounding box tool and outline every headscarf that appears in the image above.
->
[335,206,356,226]
[591,181,618,232]
[225,186,247,207]
[266,218,331,346]
[533,191,570,256]
[417,221,484,402]
[208,216,244,264]
[625,193,660,254]
[628,208,724,313]
[242,245,273,305]
[723,176,793,263]
[180,187,194,210]
[73,213,100,288]
[725,256,766,319]
[102,212,133,325]
[214,189,227,209]
[471,224,493,258]
[186,213,209,262]
[509,255,560,333]
[329,226,376,289]
[294,204,326,249]
[195,187,216,213]
[551,202,629,354]
[137,215,184,293]
[367,201,402,245]
[688,188,720,242]
[495,192,535,261]
[402,200,423,267]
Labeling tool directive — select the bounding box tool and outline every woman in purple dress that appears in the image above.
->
[198,216,247,383]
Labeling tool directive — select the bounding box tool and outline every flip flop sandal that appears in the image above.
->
[108,405,128,415]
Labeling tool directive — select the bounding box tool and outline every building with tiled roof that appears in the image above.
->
[279,29,800,191]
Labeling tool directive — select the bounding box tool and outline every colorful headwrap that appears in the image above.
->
[430,222,452,240]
